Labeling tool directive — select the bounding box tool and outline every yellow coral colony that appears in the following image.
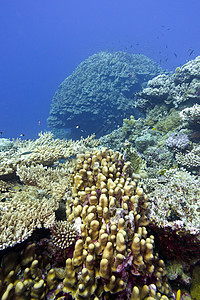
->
[64,148,171,299]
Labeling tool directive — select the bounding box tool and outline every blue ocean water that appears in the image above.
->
[0,0,199,139]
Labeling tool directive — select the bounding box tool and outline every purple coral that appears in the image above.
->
[165,133,191,152]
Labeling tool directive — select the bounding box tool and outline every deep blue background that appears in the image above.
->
[0,0,199,139]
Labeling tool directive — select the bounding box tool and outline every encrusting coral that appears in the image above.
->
[0,147,173,299]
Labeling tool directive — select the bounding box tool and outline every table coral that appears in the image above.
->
[0,131,99,179]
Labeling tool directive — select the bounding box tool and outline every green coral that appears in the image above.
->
[122,115,135,135]
[155,109,182,133]
[123,140,144,172]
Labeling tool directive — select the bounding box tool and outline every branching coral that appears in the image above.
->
[147,168,200,232]
[0,131,99,178]
[50,220,78,250]
[62,148,172,299]
[146,168,200,262]
[165,133,191,152]
[0,187,56,250]
[175,146,200,169]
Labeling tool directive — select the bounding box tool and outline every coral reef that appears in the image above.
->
[136,56,200,110]
[0,185,56,250]
[47,51,165,138]
[0,147,173,299]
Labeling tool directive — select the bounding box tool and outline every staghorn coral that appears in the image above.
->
[0,132,100,250]
[0,186,56,250]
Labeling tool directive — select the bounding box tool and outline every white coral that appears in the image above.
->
[179,103,200,124]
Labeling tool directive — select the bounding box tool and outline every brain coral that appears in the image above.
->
[47,51,164,138]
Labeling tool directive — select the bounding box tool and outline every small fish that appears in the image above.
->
[38,120,41,126]
[20,151,32,156]
[10,185,22,191]
[0,132,3,135]
[76,125,80,129]
[174,52,177,58]
[165,58,168,62]
[176,289,181,300]
[152,127,156,130]
[189,49,194,56]
[20,134,25,137]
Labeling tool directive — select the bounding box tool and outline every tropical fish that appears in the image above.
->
[176,289,181,300]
